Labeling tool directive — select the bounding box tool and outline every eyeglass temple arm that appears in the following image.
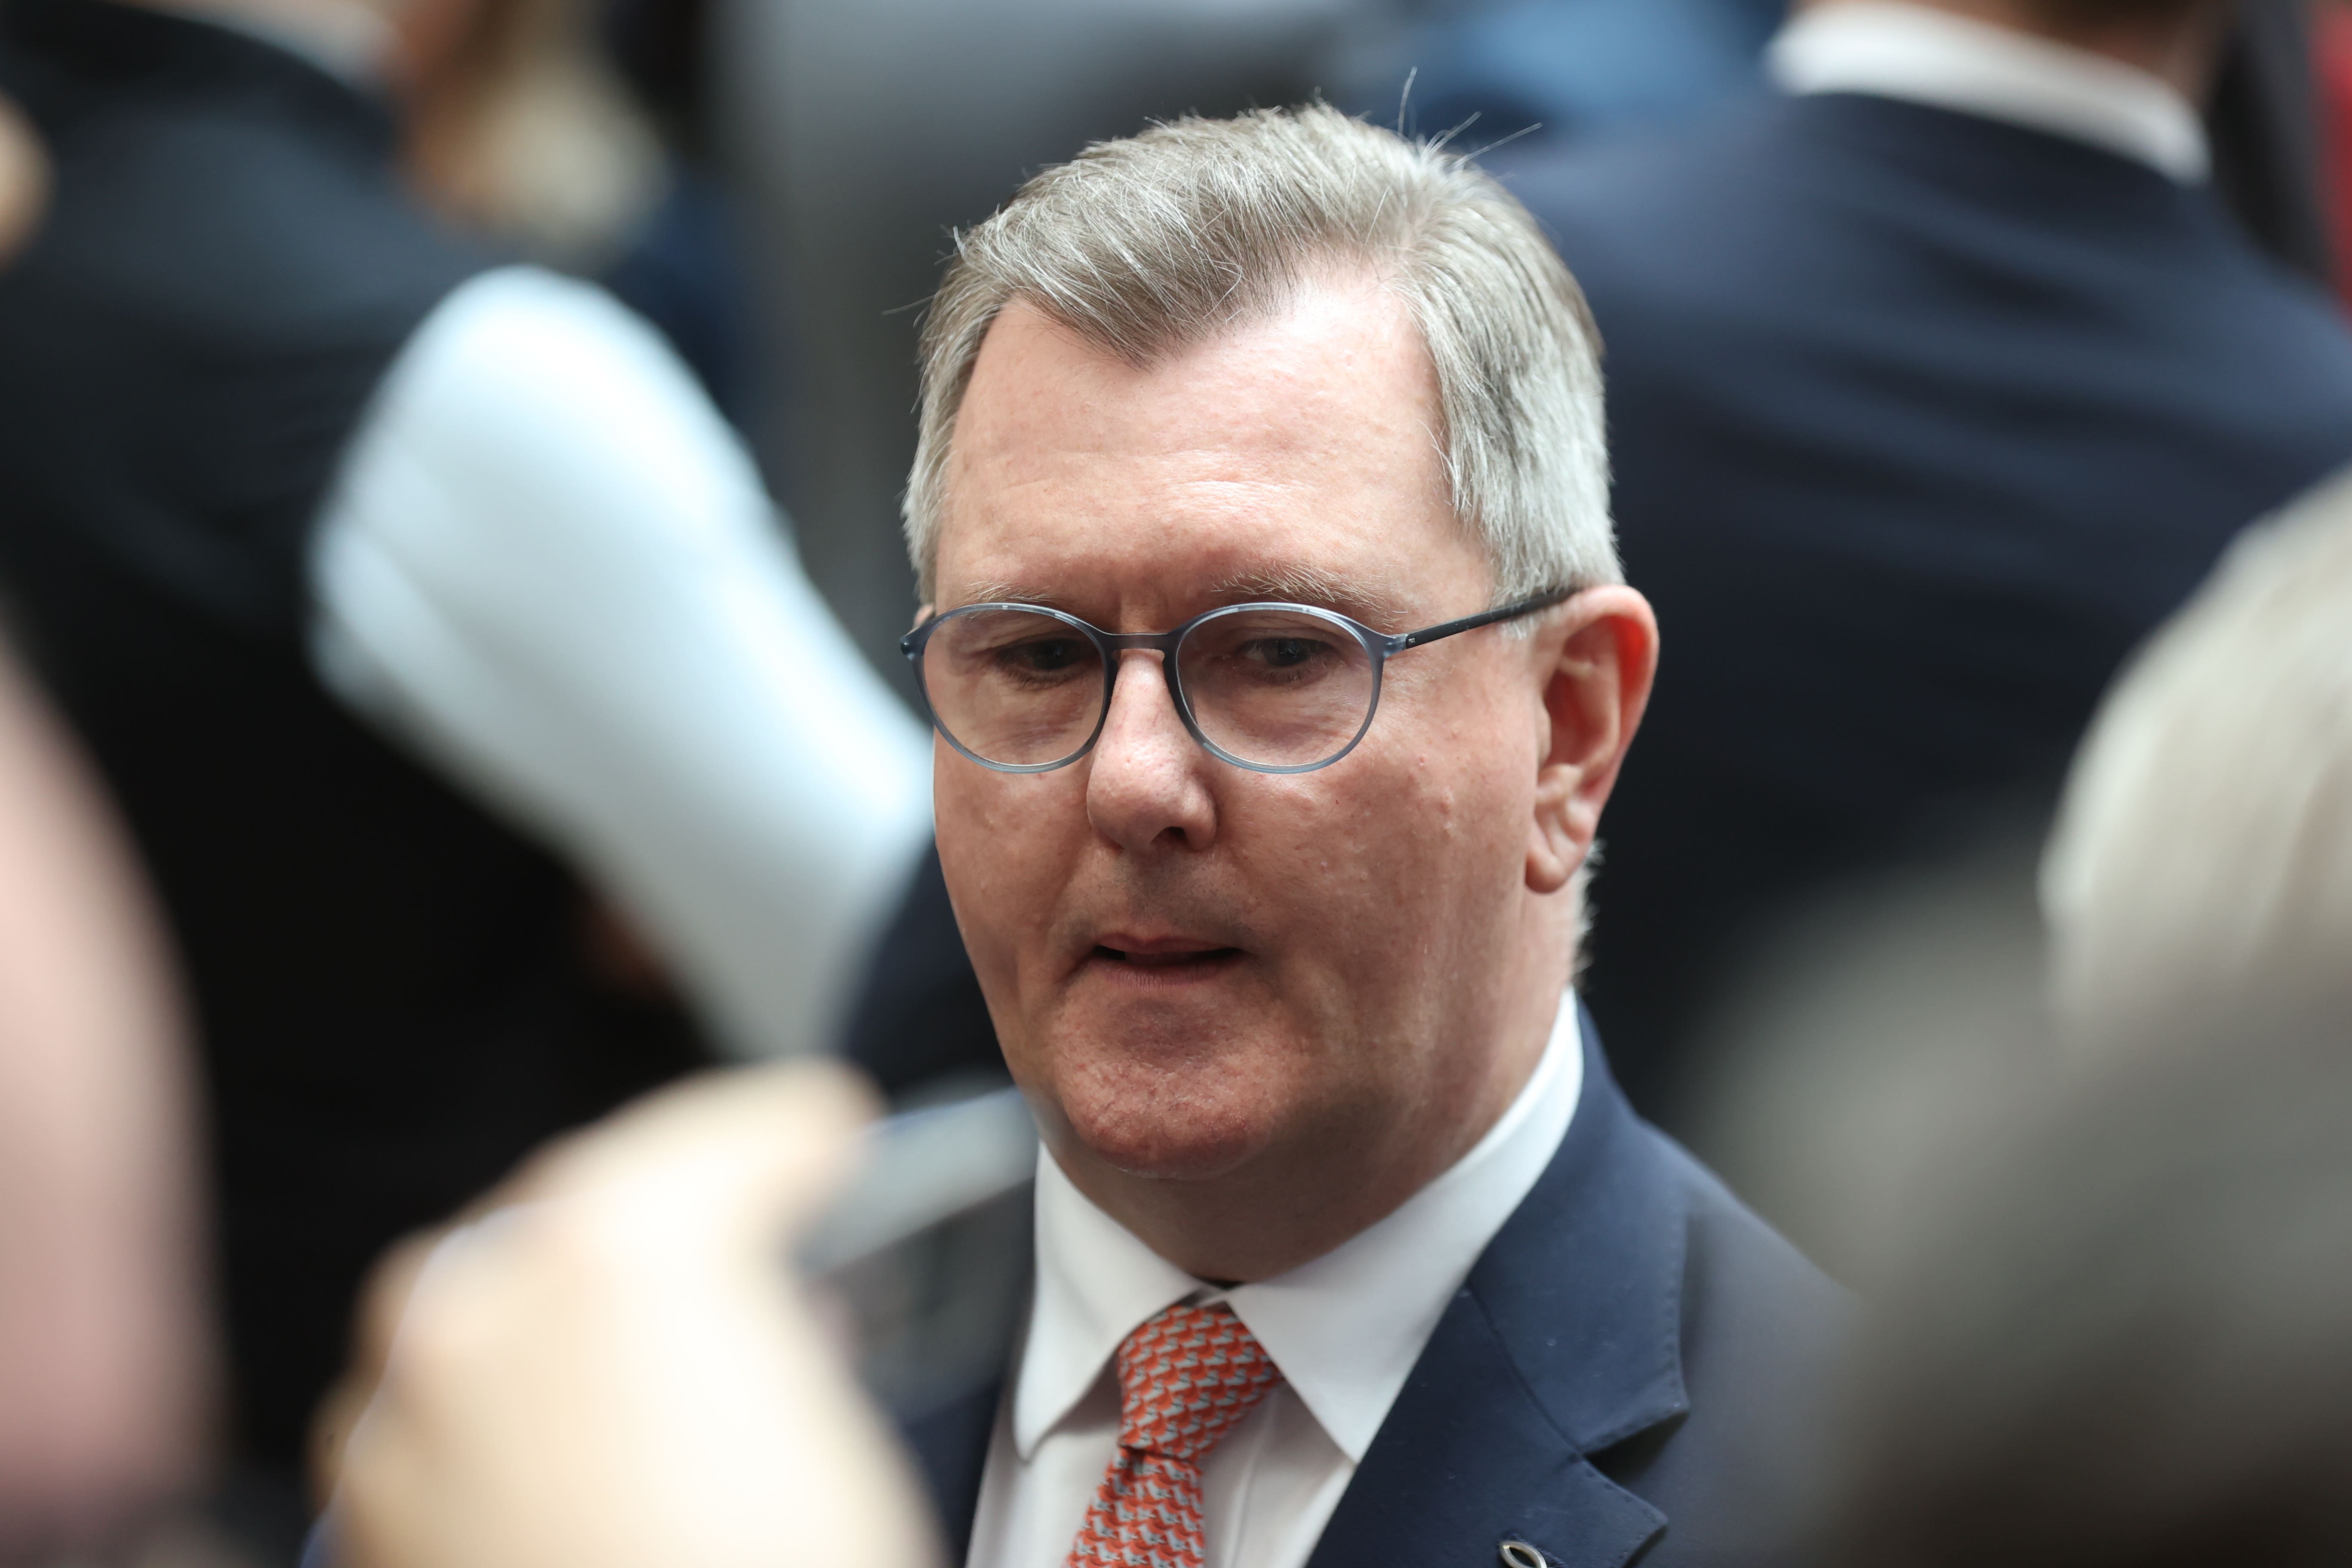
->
[1390,586,1576,652]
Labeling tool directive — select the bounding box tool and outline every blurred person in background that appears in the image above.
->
[1819,1009,2352,1568]
[396,0,657,279]
[0,630,215,1564]
[1502,0,2352,1138]
[2044,462,2352,1050]
[0,0,930,1549]
[398,0,754,424]
[1337,0,2331,281]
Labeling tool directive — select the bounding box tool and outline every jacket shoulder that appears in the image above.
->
[1605,1131,1852,1567]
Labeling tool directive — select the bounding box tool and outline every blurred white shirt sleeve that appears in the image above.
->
[309,265,934,1061]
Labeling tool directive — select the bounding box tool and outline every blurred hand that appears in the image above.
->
[326,1059,942,1568]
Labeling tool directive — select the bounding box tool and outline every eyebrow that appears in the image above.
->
[944,567,1416,631]
[1203,566,1415,630]
[947,579,1081,614]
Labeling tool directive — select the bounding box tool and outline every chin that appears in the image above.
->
[1046,1038,1284,1183]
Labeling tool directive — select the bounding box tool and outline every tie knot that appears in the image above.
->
[1113,1301,1283,1464]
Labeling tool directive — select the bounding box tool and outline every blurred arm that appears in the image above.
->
[310,267,934,1060]
[0,642,211,1557]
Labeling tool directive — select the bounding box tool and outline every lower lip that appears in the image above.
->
[1084,946,1246,986]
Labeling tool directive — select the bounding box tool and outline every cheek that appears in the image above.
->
[1309,704,1533,957]
[1246,749,1518,983]
[933,755,1085,994]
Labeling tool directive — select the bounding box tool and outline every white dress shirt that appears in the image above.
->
[311,266,934,1060]
[968,998,1586,1568]
[1768,1,2210,184]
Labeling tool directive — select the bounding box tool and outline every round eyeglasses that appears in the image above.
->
[900,588,1574,775]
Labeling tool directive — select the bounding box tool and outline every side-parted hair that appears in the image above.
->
[901,103,1617,607]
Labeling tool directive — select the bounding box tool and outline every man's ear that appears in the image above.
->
[1528,587,1658,894]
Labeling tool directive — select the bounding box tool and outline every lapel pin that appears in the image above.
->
[1499,1540,1550,1568]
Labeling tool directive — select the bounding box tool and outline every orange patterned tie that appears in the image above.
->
[1065,1301,1285,1568]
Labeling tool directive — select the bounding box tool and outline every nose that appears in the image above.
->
[1085,649,1219,855]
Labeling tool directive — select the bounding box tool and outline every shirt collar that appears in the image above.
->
[1014,995,1585,1463]
[1767,2,2209,184]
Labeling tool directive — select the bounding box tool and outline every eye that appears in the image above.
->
[1239,635,1336,670]
[992,636,1089,676]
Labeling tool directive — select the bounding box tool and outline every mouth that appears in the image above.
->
[1085,936,1246,980]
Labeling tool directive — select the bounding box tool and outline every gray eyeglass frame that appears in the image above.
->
[900,586,1575,775]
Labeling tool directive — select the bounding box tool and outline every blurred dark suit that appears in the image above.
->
[1504,89,2352,1126]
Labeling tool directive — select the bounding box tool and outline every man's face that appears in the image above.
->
[930,278,1574,1237]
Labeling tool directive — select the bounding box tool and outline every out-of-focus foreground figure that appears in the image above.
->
[1822,1014,2352,1568]
[1657,463,2352,1285]
[2044,465,2352,1046]
[1774,460,2352,1560]
[0,0,928,1539]
[0,103,210,1562]
[0,630,214,1563]
[1506,0,2352,1136]
[322,1063,938,1568]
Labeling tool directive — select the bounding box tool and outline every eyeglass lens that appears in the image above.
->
[1180,607,1375,767]
[920,606,1378,771]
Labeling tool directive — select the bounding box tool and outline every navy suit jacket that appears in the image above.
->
[905,1015,1850,1568]
[1498,93,2352,1115]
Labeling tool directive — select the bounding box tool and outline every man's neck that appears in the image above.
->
[1800,0,2234,99]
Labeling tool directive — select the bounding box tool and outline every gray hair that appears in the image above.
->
[902,103,1617,606]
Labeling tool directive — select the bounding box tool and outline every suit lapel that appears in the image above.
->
[1303,1284,1665,1568]
[1308,1008,1694,1568]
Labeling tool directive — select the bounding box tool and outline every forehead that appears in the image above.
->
[936,277,1484,621]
